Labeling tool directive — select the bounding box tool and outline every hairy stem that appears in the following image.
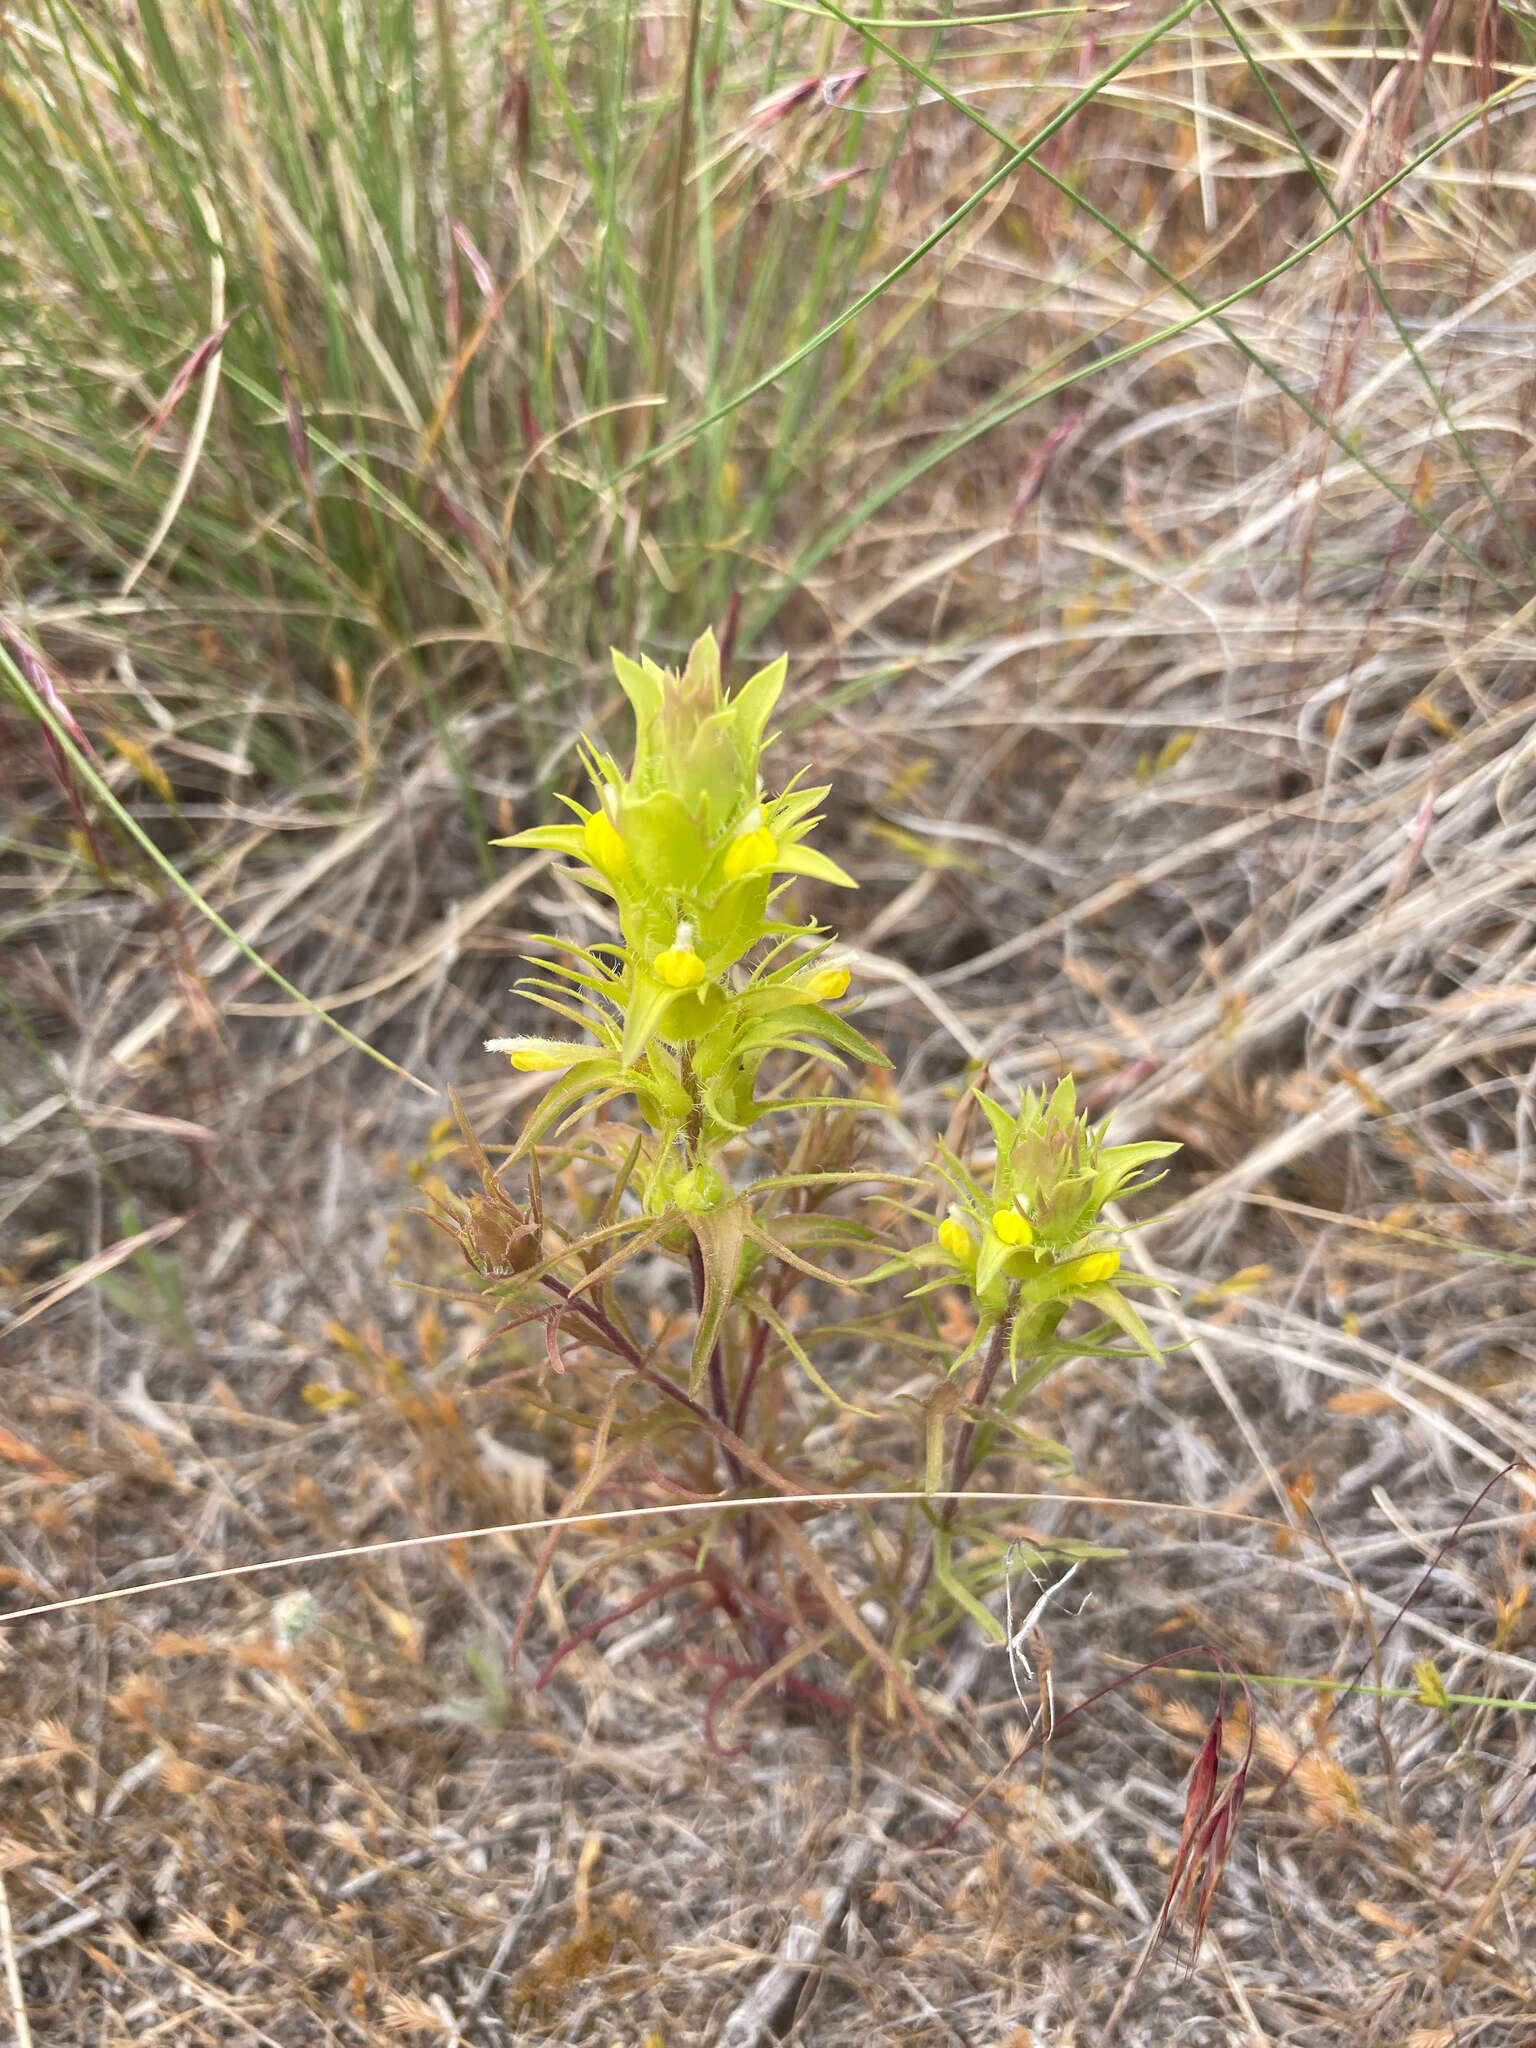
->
[903,1306,1015,1624]
[679,1042,706,1161]
[940,1310,1014,1529]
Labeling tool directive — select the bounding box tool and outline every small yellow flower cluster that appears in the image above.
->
[485,632,889,1200]
[931,1204,1119,1289]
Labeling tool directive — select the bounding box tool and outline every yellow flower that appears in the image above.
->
[722,823,778,881]
[653,945,708,990]
[582,807,627,875]
[484,1038,578,1073]
[805,964,850,1002]
[937,1216,974,1262]
[1063,1249,1119,1287]
[991,1207,1033,1247]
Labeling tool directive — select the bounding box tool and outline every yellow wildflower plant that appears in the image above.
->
[434,626,1187,1731]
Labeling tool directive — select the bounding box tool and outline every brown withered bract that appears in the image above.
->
[456,1186,541,1278]
[421,1086,545,1281]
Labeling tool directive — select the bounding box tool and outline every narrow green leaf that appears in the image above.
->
[748,1290,878,1418]
[1081,1283,1163,1362]
[933,1528,1005,1643]
[687,1196,750,1397]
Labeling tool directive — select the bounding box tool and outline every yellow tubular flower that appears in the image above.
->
[653,946,708,990]
[991,1207,1034,1247]
[1065,1249,1119,1287]
[582,808,627,875]
[937,1216,974,1262]
[805,964,851,1002]
[484,1039,578,1072]
[722,824,778,880]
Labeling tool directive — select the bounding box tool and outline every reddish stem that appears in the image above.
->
[696,1654,857,1758]
[903,1309,1014,1622]
[533,1569,719,1690]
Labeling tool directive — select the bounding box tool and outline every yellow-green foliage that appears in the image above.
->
[486,630,884,1213]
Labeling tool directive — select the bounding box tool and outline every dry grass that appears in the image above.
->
[4,0,1536,2042]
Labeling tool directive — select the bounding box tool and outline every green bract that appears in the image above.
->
[488,631,886,1207]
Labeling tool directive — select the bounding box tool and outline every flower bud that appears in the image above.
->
[672,1161,726,1212]
[805,963,851,1002]
[485,1037,578,1072]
